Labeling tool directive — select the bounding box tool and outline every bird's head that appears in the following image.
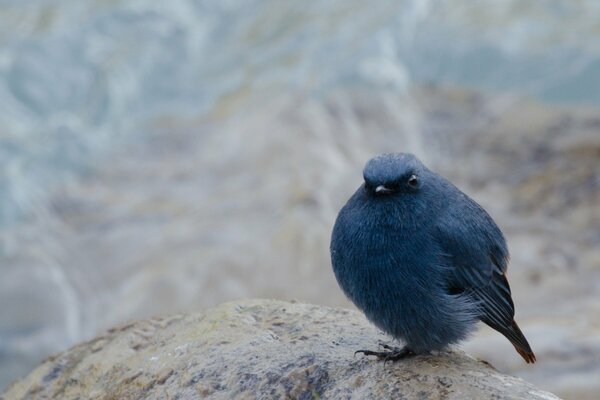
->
[363,153,425,196]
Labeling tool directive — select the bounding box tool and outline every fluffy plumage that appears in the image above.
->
[330,153,535,363]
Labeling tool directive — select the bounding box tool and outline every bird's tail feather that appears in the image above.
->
[506,320,536,364]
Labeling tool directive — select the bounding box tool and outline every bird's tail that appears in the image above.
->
[506,320,536,364]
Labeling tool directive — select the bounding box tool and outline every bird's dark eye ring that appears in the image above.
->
[408,174,418,187]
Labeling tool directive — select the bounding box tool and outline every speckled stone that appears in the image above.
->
[2,299,561,400]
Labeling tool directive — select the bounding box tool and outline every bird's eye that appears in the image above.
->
[407,174,418,187]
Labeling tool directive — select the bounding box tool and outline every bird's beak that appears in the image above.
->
[375,185,393,194]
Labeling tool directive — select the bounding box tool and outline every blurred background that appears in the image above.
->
[1,1,599,398]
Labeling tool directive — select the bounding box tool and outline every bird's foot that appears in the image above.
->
[354,344,416,363]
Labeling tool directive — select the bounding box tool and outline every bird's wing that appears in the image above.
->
[434,195,536,363]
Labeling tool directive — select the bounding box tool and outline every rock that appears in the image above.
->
[2,299,560,400]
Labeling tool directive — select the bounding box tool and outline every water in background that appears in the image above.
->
[1,0,600,396]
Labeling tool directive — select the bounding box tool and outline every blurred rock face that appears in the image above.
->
[4,86,599,399]
[1,1,599,399]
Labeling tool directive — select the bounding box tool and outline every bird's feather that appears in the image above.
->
[434,190,536,363]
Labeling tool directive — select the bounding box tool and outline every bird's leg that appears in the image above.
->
[377,342,396,351]
[354,344,416,362]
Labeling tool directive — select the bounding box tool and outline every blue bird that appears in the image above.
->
[330,153,536,363]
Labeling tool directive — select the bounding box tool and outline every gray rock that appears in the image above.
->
[2,299,560,400]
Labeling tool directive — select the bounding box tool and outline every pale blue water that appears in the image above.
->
[1,0,600,392]
[1,1,599,223]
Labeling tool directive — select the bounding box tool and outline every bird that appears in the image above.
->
[330,153,535,364]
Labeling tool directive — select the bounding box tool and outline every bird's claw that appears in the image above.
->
[355,346,416,364]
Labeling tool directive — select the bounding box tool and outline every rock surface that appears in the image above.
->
[3,299,560,400]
